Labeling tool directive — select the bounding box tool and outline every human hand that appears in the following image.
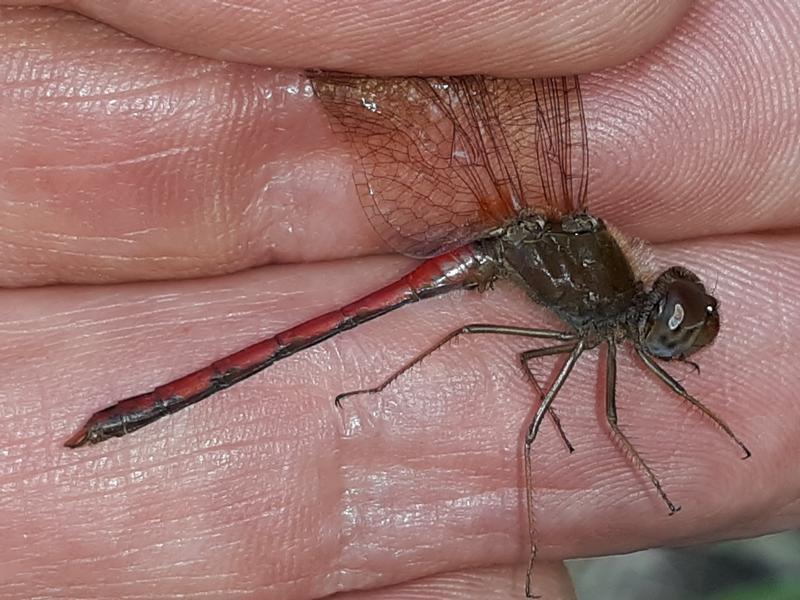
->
[1,1,798,598]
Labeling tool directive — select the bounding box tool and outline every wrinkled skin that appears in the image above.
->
[1,1,799,598]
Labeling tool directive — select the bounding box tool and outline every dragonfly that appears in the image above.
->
[65,72,750,598]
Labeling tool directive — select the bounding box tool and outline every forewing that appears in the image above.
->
[309,72,589,256]
[495,76,589,215]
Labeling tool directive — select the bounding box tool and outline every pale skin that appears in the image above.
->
[1,1,799,598]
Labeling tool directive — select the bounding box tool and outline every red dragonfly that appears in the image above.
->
[66,72,749,598]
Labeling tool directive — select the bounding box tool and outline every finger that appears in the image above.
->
[0,7,379,286]
[3,234,797,596]
[2,2,800,286]
[335,564,575,599]
[4,0,690,76]
[588,0,800,243]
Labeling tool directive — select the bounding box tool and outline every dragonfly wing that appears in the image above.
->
[491,76,589,215]
[309,72,590,256]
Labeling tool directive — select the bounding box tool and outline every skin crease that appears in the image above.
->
[0,1,799,599]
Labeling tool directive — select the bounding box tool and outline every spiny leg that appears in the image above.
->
[606,340,681,514]
[335,323,577,451]
[520,343,582,453]
[523,341,585,599]
[636,348,751,459]
[334,323,576,407]
[544,403,573,454]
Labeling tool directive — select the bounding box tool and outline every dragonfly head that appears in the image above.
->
[639,267,720,360]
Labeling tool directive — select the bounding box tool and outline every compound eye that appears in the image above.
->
[643,280,719,359]
[667,302,685,331]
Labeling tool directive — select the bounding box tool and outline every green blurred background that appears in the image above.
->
[568,530,800,599]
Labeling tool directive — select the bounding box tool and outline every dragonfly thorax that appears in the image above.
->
[488,213,645,342]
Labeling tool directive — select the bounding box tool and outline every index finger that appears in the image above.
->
[13,0,692,76]
[2,2,799,286]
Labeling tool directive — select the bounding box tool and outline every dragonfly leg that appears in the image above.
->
[334,323,576,406]
[544,404,573,454]
[522,341,584,599]
[636,348,751,459]
[606,340,680,515]
[520,343,582,453]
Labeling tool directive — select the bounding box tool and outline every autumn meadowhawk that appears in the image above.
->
[65,72,750,597]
